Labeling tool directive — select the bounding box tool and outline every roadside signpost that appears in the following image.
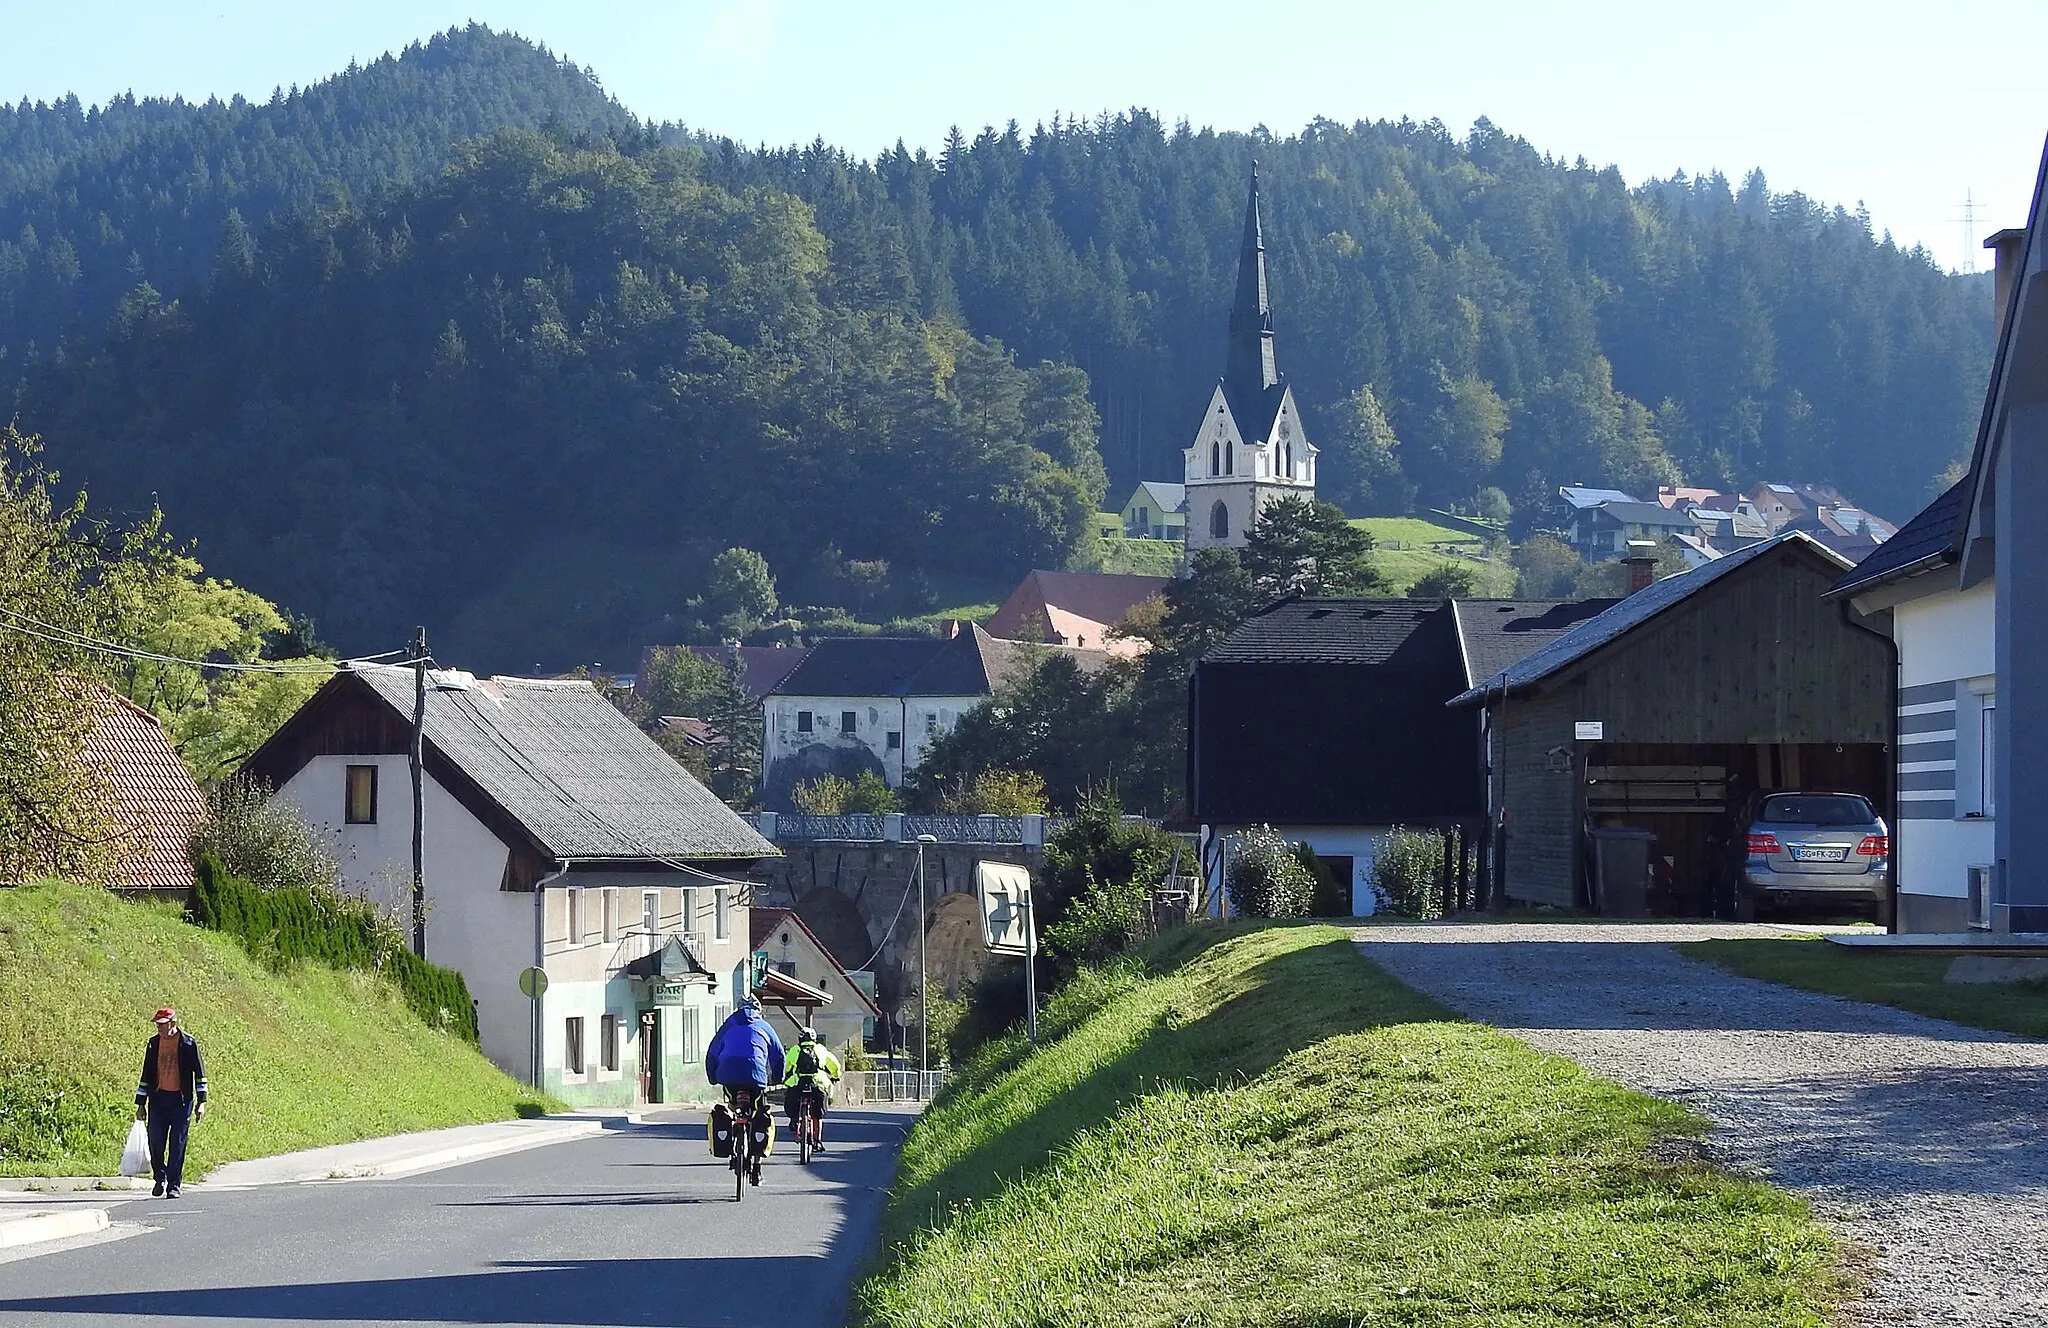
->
[976,862,1038,1044]
[518,966,548,1089]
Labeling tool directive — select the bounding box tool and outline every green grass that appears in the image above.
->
[858,924,1843,1327]
[1689,936,2048,1039]
[0,881,556,1177]
[1098,535,1182,577]
[1352,516,1485,547]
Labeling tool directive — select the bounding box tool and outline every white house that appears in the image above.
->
[1183,166,1317,551]
[749,906,882,1055]
[759,625,1107,811]
[244,665,777,1106]
[1832,166,2046,932]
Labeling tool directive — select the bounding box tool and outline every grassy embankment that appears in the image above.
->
[860,924,1843,1328]
[1353,517,1517,596]
[1691,936,2048,1039]
[0,881,555,1177]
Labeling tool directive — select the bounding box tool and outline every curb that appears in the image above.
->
[198,1118,610,1189]
[0,1207,111,1250]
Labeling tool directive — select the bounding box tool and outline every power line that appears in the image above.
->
[0,606,415,674]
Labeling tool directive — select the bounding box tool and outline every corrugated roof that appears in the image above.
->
[1452,599,1617,686]
[1451,532,1848,705]
[1204,599,1443,666]
[1560,486,1638,509]
[1591,501,1698,527]
[1826,480,1966,597]
[350,666,773,861]
[81,691,208,890]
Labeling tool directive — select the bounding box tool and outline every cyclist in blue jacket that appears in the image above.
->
[706,998,784,1182]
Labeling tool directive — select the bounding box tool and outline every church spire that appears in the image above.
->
[1224,162,1279,407]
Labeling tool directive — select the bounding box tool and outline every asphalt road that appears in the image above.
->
[0,1107,913,1328]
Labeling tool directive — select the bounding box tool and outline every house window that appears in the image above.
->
[715,887,731,941]
[564,1017,585,1076]
[567,889,583,944]
[1225,440,1235,475]
[1210,501,1229,540]
[681,1009,702,1063]
[643,890,660,939]
[776,960,797,977]
[925,712,938,736]
[1210,441,1220,475]
[713,1003,731,1033]
[886,731,902,751]
[797,710,814,733]
[600,1014,621,1073]
[1983,702,1998,818]
[840,710,857,734]
[344,765,377,824]
[682,886,697,930]
[602,888,618,943]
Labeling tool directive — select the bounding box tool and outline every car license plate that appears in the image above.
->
[1789,845,1848,862]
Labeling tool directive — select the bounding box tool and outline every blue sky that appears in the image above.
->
[3,0,2041,271]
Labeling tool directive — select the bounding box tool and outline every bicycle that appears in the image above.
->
[789,1082,823,1164]
[726,1087,765,1201]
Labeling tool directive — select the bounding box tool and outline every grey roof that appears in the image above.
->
[1589,501,1698,528]
[1450,532,1849,705]
[770,626,1107,699]
[1204,599,1443,666]
[1136,481,1186,513]
[1452,599,1618,686]
[351,666,773,861]
[1826,480,1966,597]
[1560,486,1638,509]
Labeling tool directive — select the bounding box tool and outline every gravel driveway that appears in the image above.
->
[1355,921,2048,1327]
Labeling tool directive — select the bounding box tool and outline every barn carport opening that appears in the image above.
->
[1583,741,1891,920]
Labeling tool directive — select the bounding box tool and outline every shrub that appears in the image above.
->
[920,992,968,1066]
[1044,871,1150,967]
[189,856,478,1042]
[1227,826,1316,918]
[1041,786,1178,933]
[1370,828,1447,919]
[1292,843,1352,917]
[938,768,1049,816]
[190,777,340,893]
[792,770,899,814]
[947,961,1028,1067]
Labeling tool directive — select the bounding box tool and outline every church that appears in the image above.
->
[1182,165,1317,550]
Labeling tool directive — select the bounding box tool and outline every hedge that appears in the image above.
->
[189,856,477,1042]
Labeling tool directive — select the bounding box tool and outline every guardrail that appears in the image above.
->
[849,1069,950,1102]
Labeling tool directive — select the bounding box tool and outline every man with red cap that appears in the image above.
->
[134,1007,206,1198]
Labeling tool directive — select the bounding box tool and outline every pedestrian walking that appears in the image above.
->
[134,1007,206,1198]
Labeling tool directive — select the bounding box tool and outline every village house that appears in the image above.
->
[1566,499,1700,559]
[983,569,1170,656]
[1115,481,1187,540]
[243,664,776,1106]
[1827,182,2046,931]
[1452,534,1892,918]
[750,906,882,1054]
[1189,596,1610,912]
[1183,167,1317,551]
[759,625,1108,811]
[81,688,210,893]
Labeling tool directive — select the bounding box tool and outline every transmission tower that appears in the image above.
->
[1960,189,1979,274]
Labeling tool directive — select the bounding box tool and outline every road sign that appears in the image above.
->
[517,966,549,1000]
[976,862,1035,957]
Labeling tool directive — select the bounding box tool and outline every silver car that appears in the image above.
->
[1739,792,1891,922]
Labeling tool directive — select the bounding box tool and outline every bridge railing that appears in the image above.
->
[844,1069,950,1103]
[746,811,1095,846]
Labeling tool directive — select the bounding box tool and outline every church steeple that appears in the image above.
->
[1223,162,1279,409]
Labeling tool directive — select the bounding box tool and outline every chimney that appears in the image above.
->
[1621,540,1659,595]
[1988,227,2027,337]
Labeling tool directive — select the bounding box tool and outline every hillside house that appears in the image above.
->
[243,665,776,1106]
[760,625,1108,810]
[983,570,1171,656]
[1190,596,1610,913]
[1567,500,1700,559]
[750,906,882,1054]
[1117,482,1187,540]
[1453,534,1892,917]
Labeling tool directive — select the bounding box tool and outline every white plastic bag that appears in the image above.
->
[119,1121,150,1178]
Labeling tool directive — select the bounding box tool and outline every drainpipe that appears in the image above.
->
[531,858,571,1088]
[1837,602,1902,934]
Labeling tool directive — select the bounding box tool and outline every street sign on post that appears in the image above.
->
[518,966,548,1090]
[517,966,549,999]
[976,862,1038,1043]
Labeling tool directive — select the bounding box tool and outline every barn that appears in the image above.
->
[1450,533,1894,918]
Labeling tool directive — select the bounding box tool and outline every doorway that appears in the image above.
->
[638,1011,659,1103]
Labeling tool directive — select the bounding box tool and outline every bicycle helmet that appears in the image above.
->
[799,1025,818,1042]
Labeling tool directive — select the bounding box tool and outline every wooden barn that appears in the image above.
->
[1450,533,1894,917]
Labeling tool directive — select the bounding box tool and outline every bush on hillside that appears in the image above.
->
[1044,871,1151,968]
[936,768,1050,816]
[947,961,1028,1068]
[190,777,341,894]
[1228,826,1316,918]
[1040,787,1178,930]
[190,856,477,1041]
[1371,828,1447,919]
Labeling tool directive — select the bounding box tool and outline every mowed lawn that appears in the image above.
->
[0,881,554,1177]
[1690,936,2048,1039]
[858,924,1843,1328]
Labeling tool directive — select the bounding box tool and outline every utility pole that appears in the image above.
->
[411,626,428,958]
[916,833,936,1090]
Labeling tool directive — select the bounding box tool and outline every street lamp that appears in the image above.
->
[915,833,937,1088]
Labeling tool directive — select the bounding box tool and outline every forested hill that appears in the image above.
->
[0,31,1999,668]
[698,115,1994,520]
[0,25,629,362]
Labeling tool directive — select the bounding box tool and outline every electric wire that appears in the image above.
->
[0,606,416,674]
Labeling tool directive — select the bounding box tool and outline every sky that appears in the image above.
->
[2,0,2043,273]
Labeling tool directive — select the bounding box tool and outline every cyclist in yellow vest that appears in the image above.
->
[781,1027,842,1147]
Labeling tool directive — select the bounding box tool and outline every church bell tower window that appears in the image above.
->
[1211,441,1220,477]
[1225,441,1235,475]
[1210,501,1229,540]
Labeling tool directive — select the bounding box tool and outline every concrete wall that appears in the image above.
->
[1201,824,1392,916]
[761,693,983,808]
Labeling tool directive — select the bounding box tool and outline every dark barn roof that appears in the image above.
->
[1192,597,1601,827]
[1826,478,1966,598]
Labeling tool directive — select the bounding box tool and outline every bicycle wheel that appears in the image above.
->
[798,1097,814,1165]
[733,1147,747,1202]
